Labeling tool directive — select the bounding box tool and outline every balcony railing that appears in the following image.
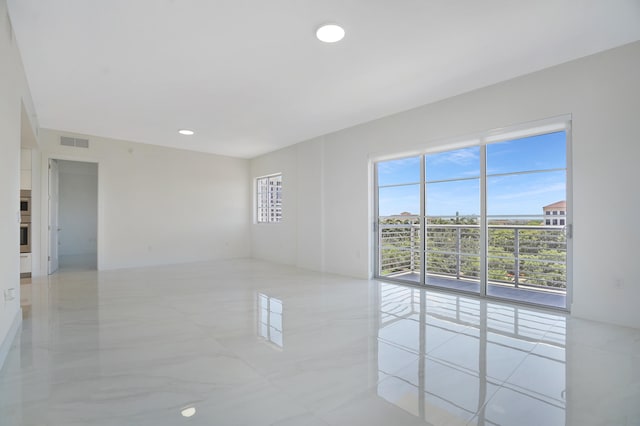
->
[379,220,567,292]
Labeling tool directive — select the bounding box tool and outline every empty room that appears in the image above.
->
[1,1,640,425]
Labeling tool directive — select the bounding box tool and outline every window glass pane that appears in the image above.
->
[270,299,282,314]
[378,184,420,217]
[379,212,420,281]
[270,329,283,347]
[426,180,480,217]
[426,147,480,182]
[487,164,567,295]
[259,323,268,337]
[270,311,282,330]
[377,156,421,186]
[487,171,566,217]
[487,131,566,175]
[425,178,480,291]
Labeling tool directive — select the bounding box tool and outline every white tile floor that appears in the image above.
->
[1,259,639,425]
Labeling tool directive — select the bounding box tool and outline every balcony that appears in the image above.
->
[378,220,567,309]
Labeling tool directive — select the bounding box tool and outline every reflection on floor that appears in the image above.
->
[0,259,638,425]
[387,272,566,309]
[59,254,97,271]
[377,284,566,425]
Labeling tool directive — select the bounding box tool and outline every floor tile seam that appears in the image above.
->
[495,379,566,409]
[219,346,314,405]
[268,412,331,426]
[250,368,340,418]
[375,356,421,385]
[485,335,540,357]
[377,359,505,409]
[383,278,566,310]
[12,368,235,390]
[422,387,489,423]
[310,387,402,426]
[467,346,536,420]
[423,353,495,382]
[244,353,389,419]
[374,340,427,380]
[423,325,476,357]
[539,322,566,338]
[193,341,277,388]
[377,336,422,358]
[317,378,482,424]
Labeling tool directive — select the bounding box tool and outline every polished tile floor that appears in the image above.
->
[1,259,639,425]
[387,272,566,309]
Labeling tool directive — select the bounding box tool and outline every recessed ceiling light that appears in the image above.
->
[181,407,196,418]
[178,129,195,136]
[316,24,345,43]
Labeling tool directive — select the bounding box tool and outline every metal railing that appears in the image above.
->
[379,221,567,292]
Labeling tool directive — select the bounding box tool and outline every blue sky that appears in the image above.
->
[378,132,566,216]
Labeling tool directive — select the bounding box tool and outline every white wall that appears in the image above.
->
[0,0,39,369]
[250,41,640,329]
[58,160,98,257]
[38,129,251,272]
[251,138,328,271]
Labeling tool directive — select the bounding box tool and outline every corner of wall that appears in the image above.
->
[0,308,21,373]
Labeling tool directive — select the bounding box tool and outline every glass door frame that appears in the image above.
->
[373,115,573,311]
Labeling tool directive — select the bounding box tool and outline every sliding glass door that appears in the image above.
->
[425,147,481,293]
[485,131,567,308]
[375,119,570,309]
[377,156,422,283]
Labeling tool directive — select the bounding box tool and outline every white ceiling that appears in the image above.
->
[8,1,640,159]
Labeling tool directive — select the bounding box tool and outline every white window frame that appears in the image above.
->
[372,114,573,311]
[256,173,282,224]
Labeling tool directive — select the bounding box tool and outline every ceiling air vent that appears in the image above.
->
[60,136,90,148]
[74,138,89,148]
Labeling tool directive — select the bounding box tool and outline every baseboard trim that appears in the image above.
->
[0,308,22,373]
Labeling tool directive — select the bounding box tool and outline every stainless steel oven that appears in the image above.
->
[20,190,31,219]
[20,221,31,253]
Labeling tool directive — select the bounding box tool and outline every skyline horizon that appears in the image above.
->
[377,132,567,217]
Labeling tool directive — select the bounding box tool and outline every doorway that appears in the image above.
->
[48,159,98,273]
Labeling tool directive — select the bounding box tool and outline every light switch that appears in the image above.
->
[4,288,16,302]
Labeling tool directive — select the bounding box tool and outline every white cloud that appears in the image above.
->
[429,148,479,166]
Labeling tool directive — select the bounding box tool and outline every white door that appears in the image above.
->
[48,159,59,274]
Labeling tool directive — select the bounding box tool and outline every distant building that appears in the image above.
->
[543,201,566,226]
